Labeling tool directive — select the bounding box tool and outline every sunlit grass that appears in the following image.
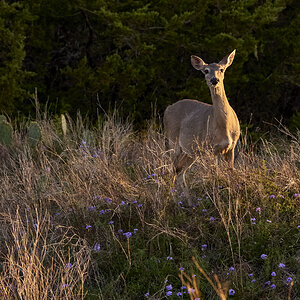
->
[0,114,299,299]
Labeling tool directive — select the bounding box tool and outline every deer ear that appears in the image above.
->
[219,49,236,67]
[191,55,207,70]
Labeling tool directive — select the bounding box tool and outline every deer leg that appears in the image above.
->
[174,153,194,206]
[224,147,235,168]
[214,141,230,156]
[174,152,191,173]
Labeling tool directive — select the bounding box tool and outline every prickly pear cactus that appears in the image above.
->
[0,115,7,122]
[0,120,13,146]
[27,122,42,147]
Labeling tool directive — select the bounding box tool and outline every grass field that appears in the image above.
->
[0,113,299,299]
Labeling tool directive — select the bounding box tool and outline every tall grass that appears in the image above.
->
[0,114,299,299]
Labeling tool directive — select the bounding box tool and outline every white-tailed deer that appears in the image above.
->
[164,50,240,203]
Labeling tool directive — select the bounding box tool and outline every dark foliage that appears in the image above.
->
[0,0,299,128]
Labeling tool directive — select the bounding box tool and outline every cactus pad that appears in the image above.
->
[0,121,13,146]
[0,115,7,122]
[28,122,42,147]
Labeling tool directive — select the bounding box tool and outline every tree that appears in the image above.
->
[0,0,299,129]
[0,1,34,114]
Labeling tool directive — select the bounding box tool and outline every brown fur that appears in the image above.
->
[164,50,240,203]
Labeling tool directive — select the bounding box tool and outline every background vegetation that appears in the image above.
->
[0,0,299,129]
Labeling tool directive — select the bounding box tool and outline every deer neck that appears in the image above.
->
[209,83,231,127]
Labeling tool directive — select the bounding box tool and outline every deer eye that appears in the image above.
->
[204,69,209,74]
[220,68,224,73]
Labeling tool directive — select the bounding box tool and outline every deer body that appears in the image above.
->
[164,50,240,188]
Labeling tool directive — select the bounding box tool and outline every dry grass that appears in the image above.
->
[0,114,299,299]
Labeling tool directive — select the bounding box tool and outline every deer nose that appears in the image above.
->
[210,77,219,85]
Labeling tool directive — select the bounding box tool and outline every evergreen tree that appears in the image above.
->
[0,0,298,128]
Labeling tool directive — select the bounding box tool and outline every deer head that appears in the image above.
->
[191,50,236,88]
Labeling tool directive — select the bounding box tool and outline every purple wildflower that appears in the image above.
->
[166,284,172,291]
[210,216,215,221]
[269,194,276,199]
[278,263,285,269]
[177,292,183,296]
[256,207,261,214]
[286,277,293,284]
[181,286,187,290]
[93,243,101,252]
[229,289,235,296]
[85,225,92,230]
[166,291,172,296]
[251,217,256,224]
[201,244,207,250]
[108,220,114,225]
[270,284,276,289]
[248,273,253,277]
[271,272,276,277]
[229,267,235,272]
[251,279,256,283]
[65,263,72,269]
[266,219,272,223]
[33,224,38,229]
[179,267,185,271]
[89,206,95,211]
[123,232,132,238]
[188,288,195,294]
[61,284,69,288]
[265,281,271,286]
[104,197,112,204]
[99,210,105,215]
[166,256,173,260]
[144,292,149,298]
[261,254,268,260]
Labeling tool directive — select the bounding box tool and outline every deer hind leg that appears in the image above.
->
[224,148,234,168]
[174,152,194,206]
[174,152,191,173]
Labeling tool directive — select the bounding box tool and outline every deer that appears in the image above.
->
[164,50,240,205]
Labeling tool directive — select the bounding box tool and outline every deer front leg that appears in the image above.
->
[213,141,230,156]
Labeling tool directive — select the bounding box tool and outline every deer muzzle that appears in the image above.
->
[210,77,219,86]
